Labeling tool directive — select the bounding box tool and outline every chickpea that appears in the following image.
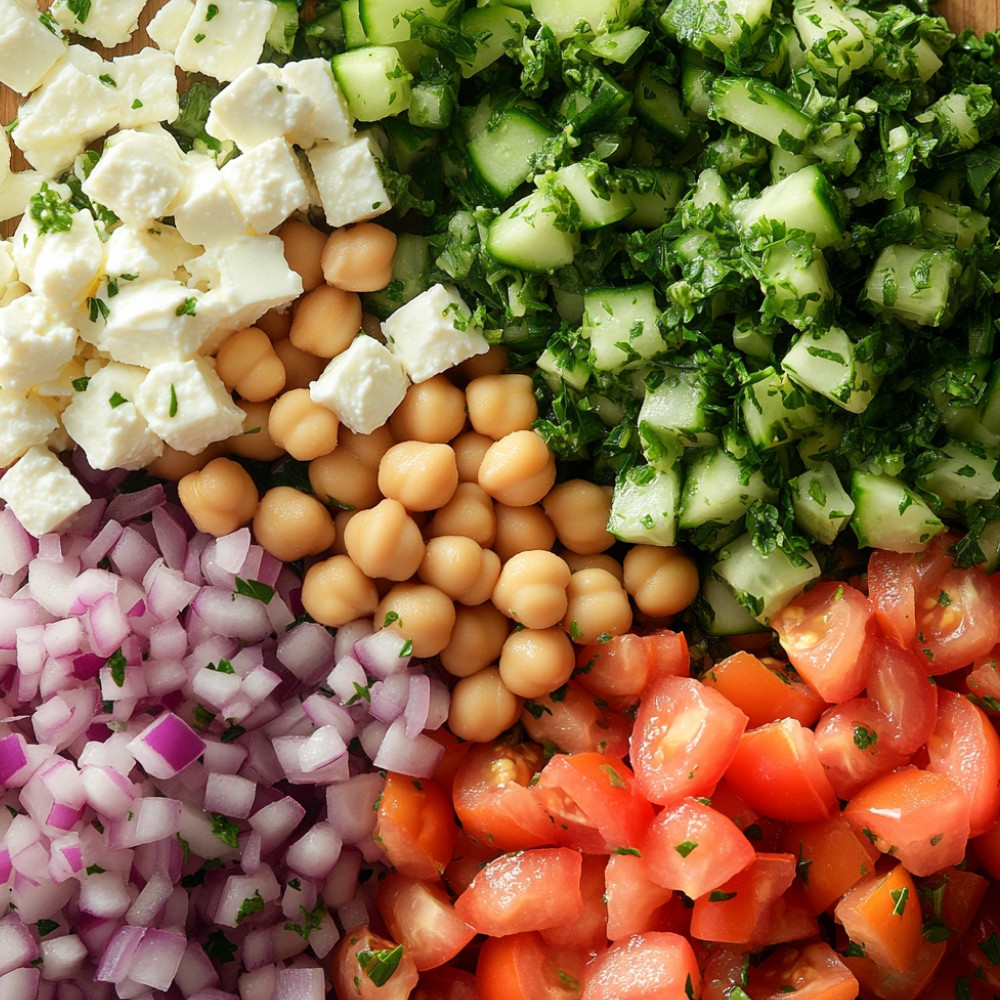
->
[378,441,459,512]
[253,486,337,561]
[498,626,576,700]
[215,326,286,402]
[561,550,625,583]
[376,582,456,658]
[456,344,509,382]
[455,548,501,606]
[279,219,327,292]
[466,374,538,439]
[478,430,556,507]
[562,568,633,644]
[309,449,381,513]
[256,307,292,342]
[389,375,467,444]
[542,479,615,555]
[321,222,397,292]
[342,498,425,581]
[177,457,258,536]
[418,535,485,600]
[301,554,379,627]
[273,338,327,391]
[146,441,225,481]
[225,400,285,462]
[329,509,358,556]
[492,503,557,562]
[289,284,363,359]
[452,431,492,483]
[342,425,396,468]
[623,544,701,618]
[268,388,340,462]
[448,666,522,742]
[425,482,496,546]
[491,549,571,629]
[439,603,511,678]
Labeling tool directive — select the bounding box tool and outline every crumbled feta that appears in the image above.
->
[61,363,164,471]
[382,284,489,383]
[172,155,250,247]
[50,0,146,47]
[104,222,200,283]
[220,136,309,235]
[0,293,78,391]
[135,356,245,453]
[307,135,392,228]
[0,170,46,225]
[0,446,91,537]
[309,335,409,434]
[280,59,354,149]
[0,0,67,96]
[82,129,186,225]
[0,389,60,468]
[173,0,275,83]
[0,238,16,292]
[112,50,181,130]
[146,0,194,52]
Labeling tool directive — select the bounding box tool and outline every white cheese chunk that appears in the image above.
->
[174,0,275,83]
[309,335,409,434]
[113,50,181,130]
[135,356,244,453]
[50,0,146,47]
[104,222,201,282]
[61,363,164,471]
[220,137,309,235]
[172,155,250,247]
[0,390,60,468]
[146,0,194,52]
[280,59,354,149]
[0,446,90,537]
[0,0,67,96]
[381,284,489,383]
[207,63,312,151]
[0,293,78,391]
[0,171,47,225]
[307,135,392,229]
[0,238,16,291]
[82,129,186,226]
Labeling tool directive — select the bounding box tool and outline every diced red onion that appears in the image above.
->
[104,484,166,525]
[285,821,343,880]
[189,588,273,643]
[203,772,256,819]
[110,526,160,582]
[353,628,411,678]
[39,933,88,980]
[372,716,445,779]
[128,927,187,991]
[248,796,306,857]
[214,867,280,928]
[0,508,36,576]
[127,712,205,779]
[95,924,146,983]
[0,598,50,648]
[0,914,40,976]
[275,966,325,1000]
[324,773,381,846]
[0,966,40,998]
[332,617,373,662]
[369,671,411,724]
[79,870,131,919]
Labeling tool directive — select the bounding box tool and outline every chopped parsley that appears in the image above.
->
[357,944,404,987]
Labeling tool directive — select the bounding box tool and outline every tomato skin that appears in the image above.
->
[540,853,608,951]
[746,941,858,1000]
[630,674,748,807]
[640,798,756,900]
[454,847,583,937]
[604,851,675,942]
[580,932,703,1000]
[865,634,939,755]
[575,629,688,701]
[375,873,477,971]
[533,752,653,853]
[771,581,875,703]
[476,931,587,1000]
[374,772,456,881]
[724,717,838,823]
[957,885,1000,991]
[414,966,483,1000]
[330,925,419,1000]
[842,939,946,1000]
[925,688,1000,837]
[520,680,632,758]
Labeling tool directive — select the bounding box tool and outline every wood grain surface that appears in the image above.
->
[936,0,1000,36]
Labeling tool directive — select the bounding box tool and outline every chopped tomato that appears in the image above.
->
[580,932,702,1000]
[925,688,1000,836]
[640,797,756,900]
[451,741,554,852]
[444,828,502,896]
[918,866,989,948]
[413,966,483,1000]
[966,645,1000,710]
[843,765,972,876]
[454,847,583,936]
[724,717,838,823]
[957,885,1000,991]
[429,727,475,798]
[865,634,939,755]
[841,938,946,1000]
[746,941,858,1000]
[375,873,476,971]
[630,674,748,806]
[330,925,419,1000]
[374,772,456,881]
[972,810,1000,881]
[476,931,587,1000]
[604,851,675,942]
[771,581,875,702]
[540,853,608,951]
[574,629,688,701]
[520,680,632,758]
[532,752,654,853]
[699,944,751,1000]
[701,650,828,728]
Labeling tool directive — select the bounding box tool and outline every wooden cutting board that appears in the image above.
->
[936,0,1000,36]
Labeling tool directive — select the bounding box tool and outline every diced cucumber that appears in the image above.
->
[266,0,301,53]
[782,325,879,414]
[530,0,642,40]
[358,0,461,45]
[740,367,819,450]
[756,241,833,329]
[661,0,773,57]
[382,118,437,170]
[340,0,368,48]
[633,62,690,146]
[607,462,682,547]
[712,531,821,624]
[792,0,873,89]
[408,80,456,129]
[849,471,945,553]
[922,91,987,152]
[711,76,812,149]
[585,25,649,64]
[619,168,685,228]
[917,191,989,249]
[977,519,1000,574]
[862,244,964,328]
[365,232,430,318]
[466,107,556,200]
[696,572,768,637]
[770,146,816,183]
[732,314,775,360]
[919,439,1000,505]
[332,46,412,121]
[559,67,631,131]
[679,446,777,531]
[680,47,713,118]
[304,2,347,56]
[981,360,1000,437]
[690,168,730,213]
[701,131,769,175]
[556,160,634,230]
[583,284,665,371]
[792,461,854,545]
[537,339,591,392]
[638,365,717,449]
[458,4,528,78]
[485,188,580,272]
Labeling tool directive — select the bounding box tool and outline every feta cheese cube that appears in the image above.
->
[280,59,354,149]
[113,50,181,129]
[61,363,164,471]
[135,356,244,454]
[220,137,309,235]
[0,239,15,289]
[207,63,312,151]
[310,335,409,434]
[382,284,489,383]
[307,135,392,229]
[50,0,146,47]
[0,446,90,537]
[146,0,194,52]
[172,156,250,247]
[104,222,201,282]
[0,0,67,96]
[0,390,60,468]
[174,0,275,83]
[0,293,78,391]
[0,171,46,225]
[82,130,186,225]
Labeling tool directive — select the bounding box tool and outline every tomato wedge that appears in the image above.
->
[374,772,456,881]
[747,941,858,1000]
[865,633,939,755]
[574,629,689,701]
[476,931,587,1000]
[580,932,702,1000]
[604,851,675,942]
[330,925,419,1000]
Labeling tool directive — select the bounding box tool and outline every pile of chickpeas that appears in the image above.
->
[157,217,702,743]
